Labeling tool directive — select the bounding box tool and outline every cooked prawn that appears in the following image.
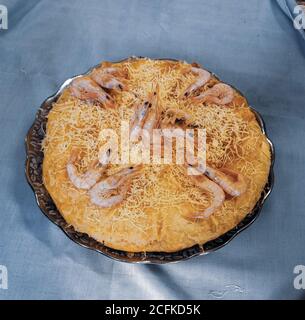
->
[130,88,160,142]
[184,136,247,196]
[205,166,247,197]
[67,149,110,190]
[188,166,225,218]
[88,165,142,208]
[192,83,234,105]
[91,67,128,91]
[181,67,211,98]
[70,76,115,109]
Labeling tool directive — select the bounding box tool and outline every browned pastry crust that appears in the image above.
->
[42,58,271,252]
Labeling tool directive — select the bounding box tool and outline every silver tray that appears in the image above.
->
[25,57,275,264]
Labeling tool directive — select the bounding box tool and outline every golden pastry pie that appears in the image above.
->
[42,57,271,252]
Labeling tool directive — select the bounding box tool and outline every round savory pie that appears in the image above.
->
[42,57,271,252]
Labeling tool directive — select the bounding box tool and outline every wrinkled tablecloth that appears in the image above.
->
[0,0,304,300]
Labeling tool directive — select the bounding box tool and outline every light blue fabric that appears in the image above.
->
[0,0,304,300]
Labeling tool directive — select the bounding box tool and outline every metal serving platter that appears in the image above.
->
[25,57,275,264]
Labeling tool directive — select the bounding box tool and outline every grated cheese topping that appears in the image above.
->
[42,58,270,241]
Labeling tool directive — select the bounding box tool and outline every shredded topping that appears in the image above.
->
[42,58,269,233]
